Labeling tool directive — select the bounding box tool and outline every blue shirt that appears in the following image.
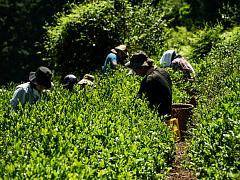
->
[103,53,117,73]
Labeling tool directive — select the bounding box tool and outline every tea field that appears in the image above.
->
[0,69,184,179]
[186,27,240,179]
[0,27,239,179]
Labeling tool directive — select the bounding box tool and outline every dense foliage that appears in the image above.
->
[2,0,239,84]
[42,1,125,76]
[187,27,240,179]
[0,0,76,85]
[42,0,169,77]
[189,25,223,62]
[1,70,179,179]
[186,0,240,28]
[1,0,239,179]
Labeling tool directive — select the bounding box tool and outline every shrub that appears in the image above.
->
[42,1,124,77]
[125,1,169,57]
[187,27,240,179]
[189,24,223,63]
[42,0,170,77]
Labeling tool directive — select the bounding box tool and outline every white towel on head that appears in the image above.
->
[160,50,175,67]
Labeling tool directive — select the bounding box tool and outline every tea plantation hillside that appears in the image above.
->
[0,28,239,179]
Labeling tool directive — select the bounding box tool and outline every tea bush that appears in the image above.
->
[187,27,240,179]
[0,68,180,179]
[189,24,223,63]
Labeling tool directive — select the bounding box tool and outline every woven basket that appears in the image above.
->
[171,103,194,138]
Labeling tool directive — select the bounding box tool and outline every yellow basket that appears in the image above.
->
[167,118,181,141]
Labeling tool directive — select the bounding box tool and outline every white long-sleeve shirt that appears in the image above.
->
[10,82,41,111]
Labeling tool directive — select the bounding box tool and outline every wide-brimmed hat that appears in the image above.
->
[111,45,129,56]
[77,74,95,86]
[125,51,152,69]
[62,74,78,87]
[29,66,52,89]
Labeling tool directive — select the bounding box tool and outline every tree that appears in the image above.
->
[42,0,169,77]
[0,0,75,85]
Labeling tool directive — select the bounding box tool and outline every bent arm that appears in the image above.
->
[10,88,26,111]
[111,60,118,68]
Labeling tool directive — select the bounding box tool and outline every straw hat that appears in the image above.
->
[77,74,95,86]
[111,45,129,56]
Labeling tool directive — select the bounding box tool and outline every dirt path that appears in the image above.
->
[167,93,198,179]
[167,141,197,180]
